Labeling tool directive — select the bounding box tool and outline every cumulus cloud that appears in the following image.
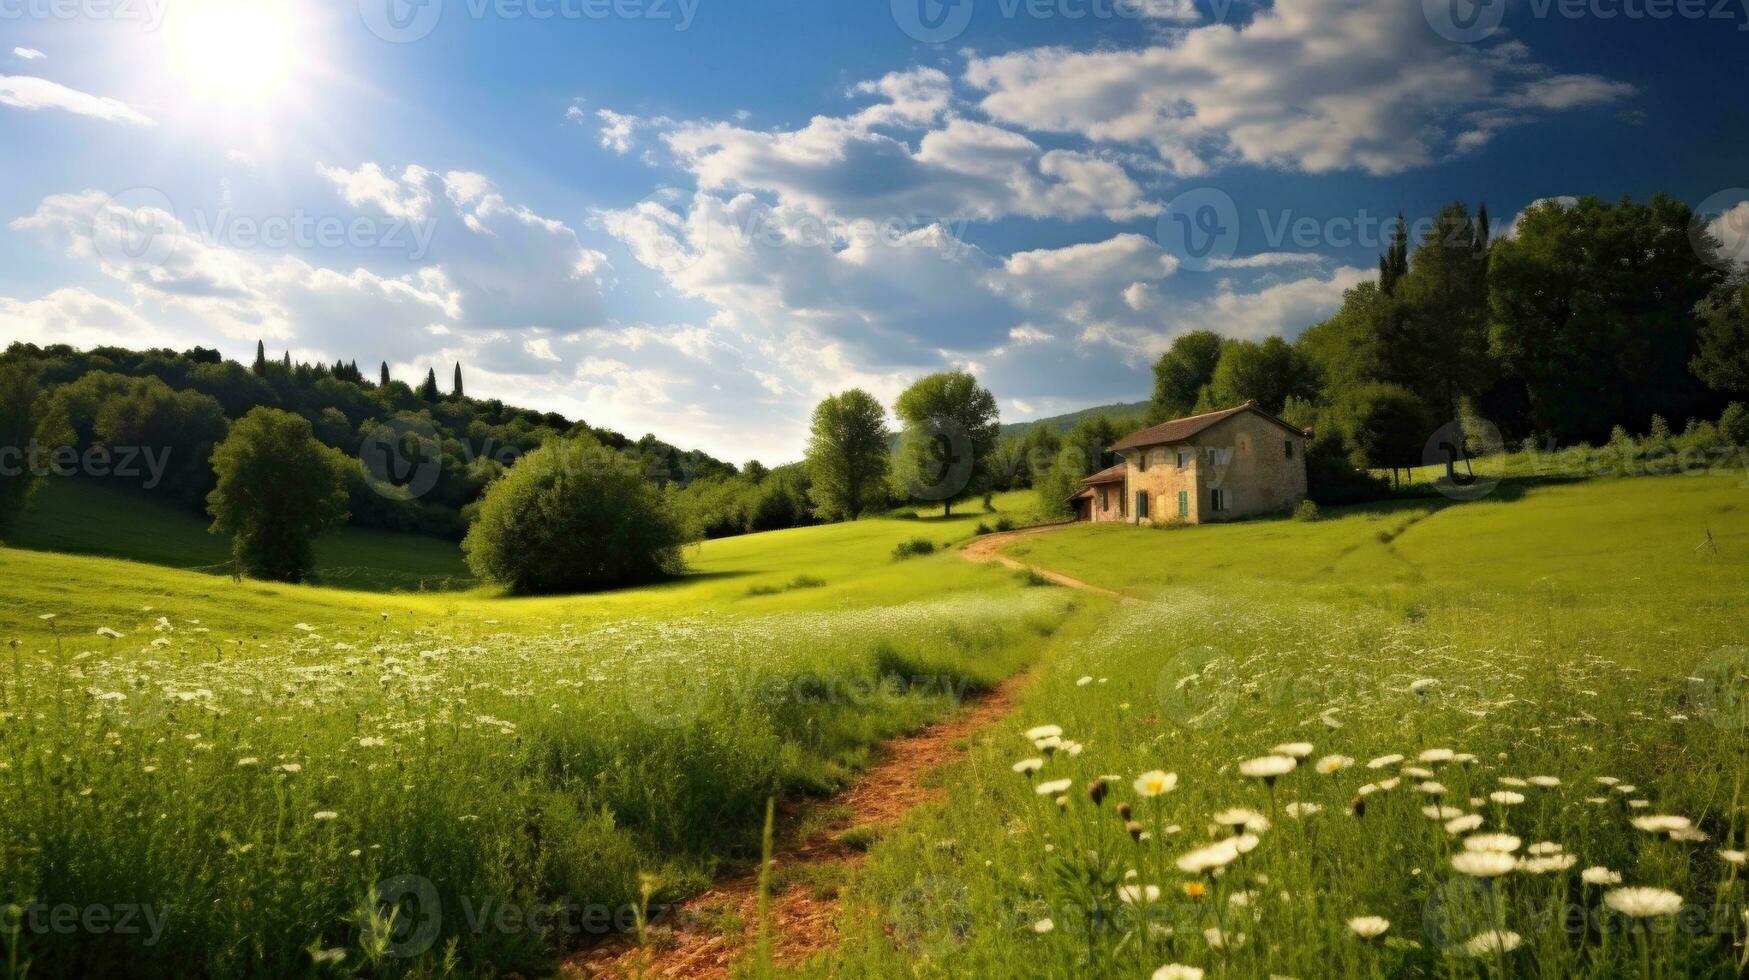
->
[13,47,46,61]
[965,0,1632,176]
[0,75,154,125]
[316,162,611,333]
[660,68,1158,224]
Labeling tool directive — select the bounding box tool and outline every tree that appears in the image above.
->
[1385,202,1494,419]
[462,436,689,594]
[1694,278,1749,392]
[890,372,1000,517]
[379,361,390,387]
[1200,337,1315,414]
[805,389,890,521]
[253,341,267,377]
[418,368,440,402]
[1034,445,1088,518]
[453,363,464,399]
[1379,214,1409,295]
[1326,382,1437,485]
[1490,195,1725,442]
[0,362,43,537]
[206,408,351,583]
[1150,330,1224,422]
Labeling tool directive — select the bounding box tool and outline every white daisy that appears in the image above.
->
[1461,930,1523,957]
[1604,887,1683,918]
[1134,771,1178,797]
[1348,916,1391,939]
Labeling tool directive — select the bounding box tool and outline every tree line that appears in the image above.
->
[1000,194,1749,513]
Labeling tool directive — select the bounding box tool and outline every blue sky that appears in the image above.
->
[2,0,1746,462]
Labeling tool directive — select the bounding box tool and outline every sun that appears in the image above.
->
[165,0,306,107]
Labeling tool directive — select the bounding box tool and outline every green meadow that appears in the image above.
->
[4,470,1749,977]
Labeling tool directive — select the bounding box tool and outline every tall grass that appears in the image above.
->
[819,484,1749,978]
[0,592,1078,978]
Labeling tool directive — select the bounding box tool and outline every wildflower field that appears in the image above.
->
[0,489,1089,977]
[821,472,1749,978]
[5,472,1749,978]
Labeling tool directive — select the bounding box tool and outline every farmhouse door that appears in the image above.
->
[1178,491,1189,519]
[1136,491,1149,520]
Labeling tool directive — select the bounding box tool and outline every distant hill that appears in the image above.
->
[999,401,1150,442]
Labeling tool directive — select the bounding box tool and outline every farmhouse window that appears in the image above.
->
[1177,450,1191,469]
[1211,489,1229,513]
[1285,440,1295,459]
[1136,491,1150,520]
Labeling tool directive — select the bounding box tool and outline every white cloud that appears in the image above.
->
[661,68,1158,224]
[597,109,640,154]
[316,163,611,332]
[965,0,1632,176]
[0,287,172,349]
[315,162,434,220]
[12,48,46,61]
[0,75,154,126]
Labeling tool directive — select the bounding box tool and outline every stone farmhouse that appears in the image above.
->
[1069,401,1311,525]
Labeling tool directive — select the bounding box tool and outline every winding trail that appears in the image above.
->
[959,523,1133,602]
[565,523,1112,978]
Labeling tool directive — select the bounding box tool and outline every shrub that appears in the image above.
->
[206,408,350,583]
[892,537,936,560]
[1016,568,1055,587]
[787,575,826,590]
[994,517,1015,532]
[973,522,992,536]
[1292,499,1321,522]
[462,436,689,594]
[1722,403,1749,447]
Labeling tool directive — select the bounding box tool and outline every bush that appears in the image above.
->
[206,408,351,583]
[892,537,937,560]
[973,522,992,536]
[462,436,690,594]
[994,517,1015,532]
[1722,403,1749,447]
[1292,499,1321,522]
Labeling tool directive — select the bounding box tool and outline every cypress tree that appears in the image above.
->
[419,368,440,401]
[253,340,267,376]
[453,363,464,399]
[380,362,390,387]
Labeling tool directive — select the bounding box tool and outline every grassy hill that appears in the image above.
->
[5,468,1747,978]
[6,479,474,592]
[998,400,1150,441]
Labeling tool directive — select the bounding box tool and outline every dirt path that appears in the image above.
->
[564,672,1029,979]
[959,523,1133,602]
[566,526,1114,979]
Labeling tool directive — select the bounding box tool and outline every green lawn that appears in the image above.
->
[815,471,1749,978]
[9,471,1746,978]
[8,479,474,592]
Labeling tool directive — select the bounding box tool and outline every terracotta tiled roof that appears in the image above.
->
[1080,463,1126,485]
[1109,400,1311,453]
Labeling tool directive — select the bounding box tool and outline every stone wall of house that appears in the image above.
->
[1118,410,1308,525]
[1087,481,1127,522]
[1123,444,1203,525]
[1194,411,1308,522]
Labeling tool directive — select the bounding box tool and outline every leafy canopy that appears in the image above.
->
[206,407,351,583]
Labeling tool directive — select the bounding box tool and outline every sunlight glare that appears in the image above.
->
[167,0,306,107]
